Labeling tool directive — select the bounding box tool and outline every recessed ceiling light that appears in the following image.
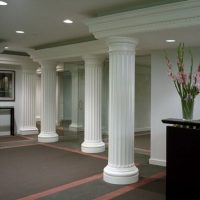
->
[63,19,73,24]
[16,30,25,34]
[4,46,8,49]
[0,1,7,6]
[166,39,176,43]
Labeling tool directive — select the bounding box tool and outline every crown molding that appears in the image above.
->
[0,53,39,67]
[86,0,200,39]
[30,40,107,62]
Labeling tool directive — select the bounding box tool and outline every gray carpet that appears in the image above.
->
[0,144,107,200]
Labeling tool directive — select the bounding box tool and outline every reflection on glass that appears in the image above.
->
[0,71,15,101]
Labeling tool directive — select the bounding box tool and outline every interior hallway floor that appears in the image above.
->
[0,127,165,200]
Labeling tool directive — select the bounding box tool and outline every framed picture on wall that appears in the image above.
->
[0,70,15,101]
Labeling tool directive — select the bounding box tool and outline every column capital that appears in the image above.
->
[38,60,57,68]
[56,63,64,72]
[107,36,138,52]
[36,67,41,75]
[82,54,105,65]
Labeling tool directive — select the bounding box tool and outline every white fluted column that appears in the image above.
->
[38,61,58,143]
[56,64,64,126]
[20,66,38,134]
[69,66,82,131]
[103,37,139,185]
[81,55,105,153]
[36,68,41,121]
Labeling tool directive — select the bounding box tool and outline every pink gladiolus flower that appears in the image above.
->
[176,72,187,84]
[195,71,200,91]
[165,43,200,105]
[195,82,200,91]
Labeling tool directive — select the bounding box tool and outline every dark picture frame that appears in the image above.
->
[0,70,15,101]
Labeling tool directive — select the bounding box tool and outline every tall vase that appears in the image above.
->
[181,98,194,120]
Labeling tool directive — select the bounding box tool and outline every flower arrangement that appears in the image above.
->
[165,43,200,120]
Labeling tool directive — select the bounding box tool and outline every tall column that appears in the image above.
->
[56,64,64,126]
[81,55,105,153]
[69,66,82,131]
[35,68,41,121]
[103,37,139,185]
[20,66,38,135]
[38,61,58,143]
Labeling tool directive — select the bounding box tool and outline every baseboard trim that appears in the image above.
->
[19,127,38,135]
[135,127,150,132]
[149,158,166,167]
[0,131,10,136]
[134,147,150,155]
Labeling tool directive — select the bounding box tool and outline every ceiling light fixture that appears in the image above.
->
[166,39,176,43]
[0,1,7,5]
[63,19,73,24]
[16,30,25,34]
[4,46,8,49]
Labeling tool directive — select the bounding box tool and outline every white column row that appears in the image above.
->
[33,36,139,185]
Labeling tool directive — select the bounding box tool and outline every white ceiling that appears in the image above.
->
[0,0,199,54]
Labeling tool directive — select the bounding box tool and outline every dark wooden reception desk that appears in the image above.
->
[0,106,14,136]
[162,118,200,200]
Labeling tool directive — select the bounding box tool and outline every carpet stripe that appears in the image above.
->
[94,171,166,200]
[17,173,103,200]
[0,136,31,143]
[0,143,37,149]
[19,135,35,140]
[40,143,108,160]
[40,144,140,166]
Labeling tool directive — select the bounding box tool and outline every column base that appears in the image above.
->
[19,127,38,135]
[69,123,83,132]
[103,165,139,185]
[81,141,105,153]
[38,132,58,143]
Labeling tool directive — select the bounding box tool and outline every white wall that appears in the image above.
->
[102,61,109,134]
[101,61,151,134]
[57,72,64,124]
[78,68,85,128]
[150,48,200,166]
[135,65,151,132]
[63,71,72,120]
[35,74,41,121]
[62,67,85,127]
[0,65,22,135]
